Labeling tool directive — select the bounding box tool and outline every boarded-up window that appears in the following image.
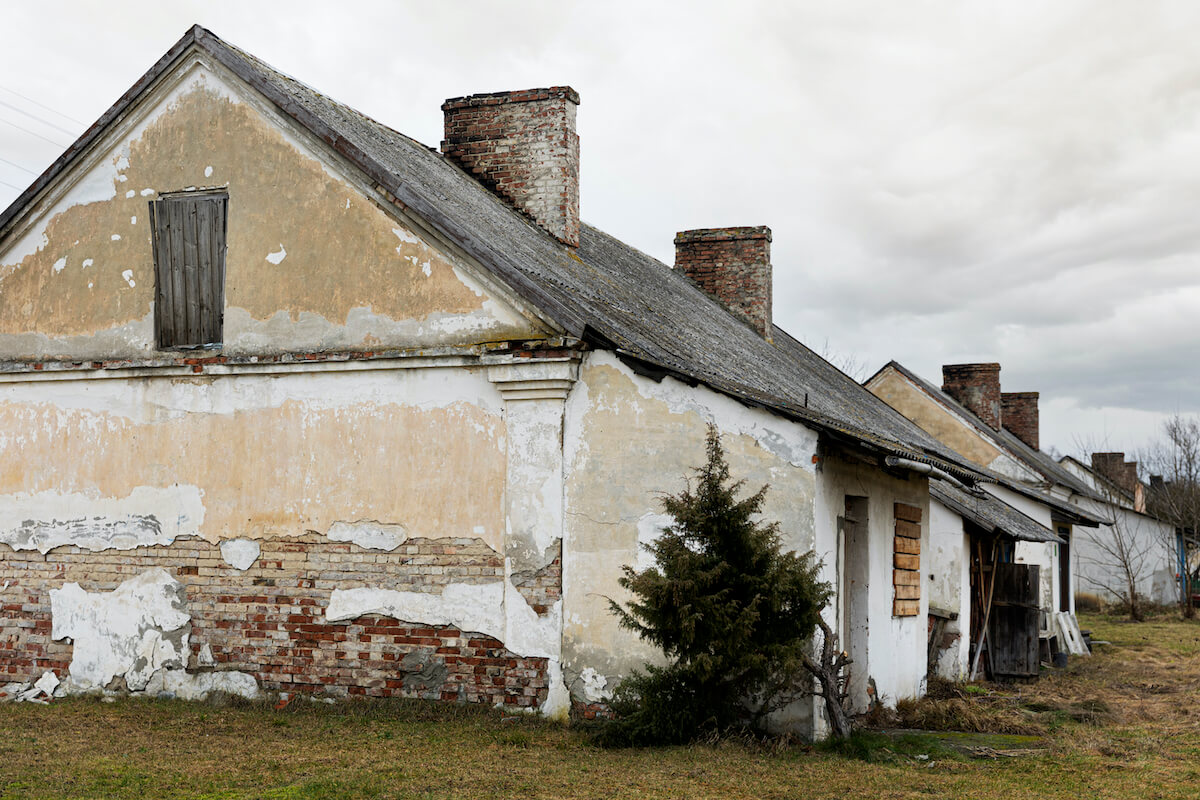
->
[893,502,922,616]
[149,192,228,350]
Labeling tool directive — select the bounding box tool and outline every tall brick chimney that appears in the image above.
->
[441,87,580,246]
[1092,452,1139,497]
[942,363,1002,431]
[1001,391,1040,450]
[674,226,772,338]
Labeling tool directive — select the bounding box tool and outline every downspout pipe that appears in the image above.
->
[885,455,968,491]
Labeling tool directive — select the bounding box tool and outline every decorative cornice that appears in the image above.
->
[486,359,578,401]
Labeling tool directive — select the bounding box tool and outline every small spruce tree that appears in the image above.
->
[603,425,833,745]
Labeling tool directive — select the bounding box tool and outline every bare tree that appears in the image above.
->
[1078,495,1159,621]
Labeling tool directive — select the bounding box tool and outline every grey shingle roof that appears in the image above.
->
[0,25,986,482]
[931,483,1062,544]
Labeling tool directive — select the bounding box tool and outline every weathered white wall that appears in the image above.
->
[813,452,930,713]
[561,351,819,725]
[928,499,970,680]
[1072,497,1179,606]
[0,364,509,548]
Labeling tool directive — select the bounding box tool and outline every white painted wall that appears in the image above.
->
[928,500,970,680]
[813,454,929,715]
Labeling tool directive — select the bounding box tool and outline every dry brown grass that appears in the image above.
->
[0,611,1198,799]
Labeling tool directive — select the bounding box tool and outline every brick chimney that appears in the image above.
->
[674,226,772,338]
[1001,391,1040,450]
[442,87,580,246]
[1092,452,1139,497]
[942,363,1002,431]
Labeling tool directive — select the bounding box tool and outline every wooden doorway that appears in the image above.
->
[840,496,870,712]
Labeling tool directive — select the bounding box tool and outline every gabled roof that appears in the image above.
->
[0,25,986,483]
[870,360,1104,501]
[931,483,1062,544]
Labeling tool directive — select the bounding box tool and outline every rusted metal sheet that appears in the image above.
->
[150,193,227,349]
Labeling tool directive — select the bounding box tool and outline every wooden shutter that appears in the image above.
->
[893,502,922,616]
[149,193,227,349]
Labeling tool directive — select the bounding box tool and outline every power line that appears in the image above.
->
[0,83,86,126]
[0,156,37,175]
[0,116,67,148]
[0,98,79,138]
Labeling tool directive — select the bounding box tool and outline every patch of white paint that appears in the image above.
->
[163,669,259,701]
[266,244,287,265]
[51,568,190,691]
[0,484,205,553]
[634,513,673,572]
[130,216,137,225]
[204,166,213,178]
[578,667,609,702]
[81,258,93,269]
[0,363,506,422]
[391,227,420,246]
[121,269,136,287]
[34,671,59,697]
[111,234,121,241]
[220,538,261,570]
[327,520,408,551]
[345,199,350,209]
[198,643,214,666]
[125,190,136,199]
[140,188,155,197]
[53,257,67,273]
[421,260,432,277]
[327,583,505,635]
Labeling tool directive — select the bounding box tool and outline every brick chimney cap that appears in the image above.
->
[442,86,580,111]
[943,362,1001,373]
[675,226,772,244]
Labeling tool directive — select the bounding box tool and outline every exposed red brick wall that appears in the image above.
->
[0,534,552,708]
[1001,391,1040,450]
[942,363,1002,431]
[674,227,772,338]
[442,87,580,247]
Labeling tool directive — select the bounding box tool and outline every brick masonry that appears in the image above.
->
[442,87,580,247]
[674,227,773,338]
[942,363,1002,431]
[0,534,555,708]
[1001,391,1039,451]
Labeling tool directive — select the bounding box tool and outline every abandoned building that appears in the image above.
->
[0,25,1017,735]
[866,361,1181,674]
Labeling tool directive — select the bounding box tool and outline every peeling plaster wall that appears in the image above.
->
[0,366,506,547]
[928,500,970,681]
[561,351,818,720]
[0,62,540,361]
[1,533,553,707]
[813,451,930,715]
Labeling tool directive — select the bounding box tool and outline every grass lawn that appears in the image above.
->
[1,611,1198,799]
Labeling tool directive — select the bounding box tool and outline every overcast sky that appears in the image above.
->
[2,1,1197,456]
